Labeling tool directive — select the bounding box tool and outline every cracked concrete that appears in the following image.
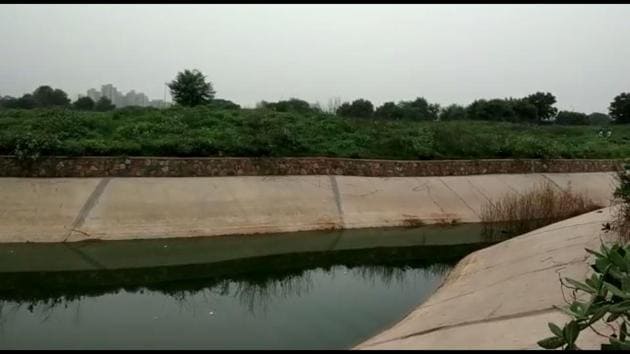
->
[355,207,618,350]
[0,172,617,243]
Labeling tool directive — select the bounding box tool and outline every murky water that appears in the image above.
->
[0,224,504,349]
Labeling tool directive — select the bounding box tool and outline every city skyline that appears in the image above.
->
[83,84,170,108]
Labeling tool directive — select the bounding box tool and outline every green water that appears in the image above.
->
[0,225,503,349]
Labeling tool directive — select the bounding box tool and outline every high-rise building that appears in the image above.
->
[87,88,102,102]
[85,84,165,108]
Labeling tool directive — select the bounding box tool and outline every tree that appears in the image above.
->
[439,104,467,121]
[259,98,314,113]
[12,94,37,109]
[374,102,404,120]
[466,99,516,122]
[524,92,558,122]
[0,96,17,109]
[398,97,440,121]
[609,93,630,124]
[32,85,70,107]
[94,97,115,111]
[336,99,374,118]
[510,98,539,123]
[167,69,215,107]
[73,96,95,111]
[588,112,612,126]
[555,111,589,125]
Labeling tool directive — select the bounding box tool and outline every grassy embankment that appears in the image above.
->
[1,107,629,159]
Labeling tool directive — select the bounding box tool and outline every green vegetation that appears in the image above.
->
[0,70,627,159]
[556,111,590,125]
[538,242,630,350]
[538,164,630,350]
[1,106,630,159]
[167,69,216,107]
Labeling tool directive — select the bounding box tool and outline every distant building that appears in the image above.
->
[148,99,170,109]
[87,88,102,102]
[85,84,166,108]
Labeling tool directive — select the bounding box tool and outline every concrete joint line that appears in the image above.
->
[438,177,480,219]
[360,307,558,348]
[541,173,565,191]
[64,177,111,240]
[417,257,588,311]
[329,175,345,228]
[466,178,493,205]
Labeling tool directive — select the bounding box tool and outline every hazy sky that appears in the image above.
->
[1,4,629,112]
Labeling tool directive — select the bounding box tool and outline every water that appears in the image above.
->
[0,224,504,349]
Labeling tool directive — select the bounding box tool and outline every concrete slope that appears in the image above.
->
[0,172,617,243]
[355,207,618,350]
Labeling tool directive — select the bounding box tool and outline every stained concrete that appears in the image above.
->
[355,207,618,350]
[0,172,618,243]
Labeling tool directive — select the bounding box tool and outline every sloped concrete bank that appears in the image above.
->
[0,172,618,243]
[355,207,618,350]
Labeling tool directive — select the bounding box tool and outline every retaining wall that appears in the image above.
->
[0,156,624,177]
[0,172,618,243]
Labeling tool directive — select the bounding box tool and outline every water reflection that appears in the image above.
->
[0,225,506,349]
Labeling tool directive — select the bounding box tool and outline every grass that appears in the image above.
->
[480,182,603,238]
[1,106,630,160]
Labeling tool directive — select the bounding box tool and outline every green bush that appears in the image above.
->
[538,243,630,350]
[0,107,630,160]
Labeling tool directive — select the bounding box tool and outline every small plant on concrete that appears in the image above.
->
[538,242,630,350]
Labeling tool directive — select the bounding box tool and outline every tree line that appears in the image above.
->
[166,69,630,125]
[2,69,630,125]
[0,85,116,111]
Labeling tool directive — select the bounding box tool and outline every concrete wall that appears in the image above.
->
[0,172,618,243]
[355,207,618,350]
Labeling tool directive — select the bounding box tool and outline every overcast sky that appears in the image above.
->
[1,4,629,113]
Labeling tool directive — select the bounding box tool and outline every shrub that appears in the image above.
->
[481,182,602,238]
[375,102,404,120]
[13,132,60,161]
[509,135,562,158]
[73,96,95,111]
[438,104,467,121]
[207,98,240,110]
[398,97,440,121]
[466,99,517,122]
[1,107,630,159]
[336,99,374,118]
[556,111,590,125]
[589,112,612,126]
[259,98,314,114]
[538,243,630,350]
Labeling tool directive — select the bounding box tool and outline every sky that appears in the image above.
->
[1,4,629,113]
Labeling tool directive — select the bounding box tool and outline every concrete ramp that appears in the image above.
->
[355,207,617,350]
[0,172,618,243]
